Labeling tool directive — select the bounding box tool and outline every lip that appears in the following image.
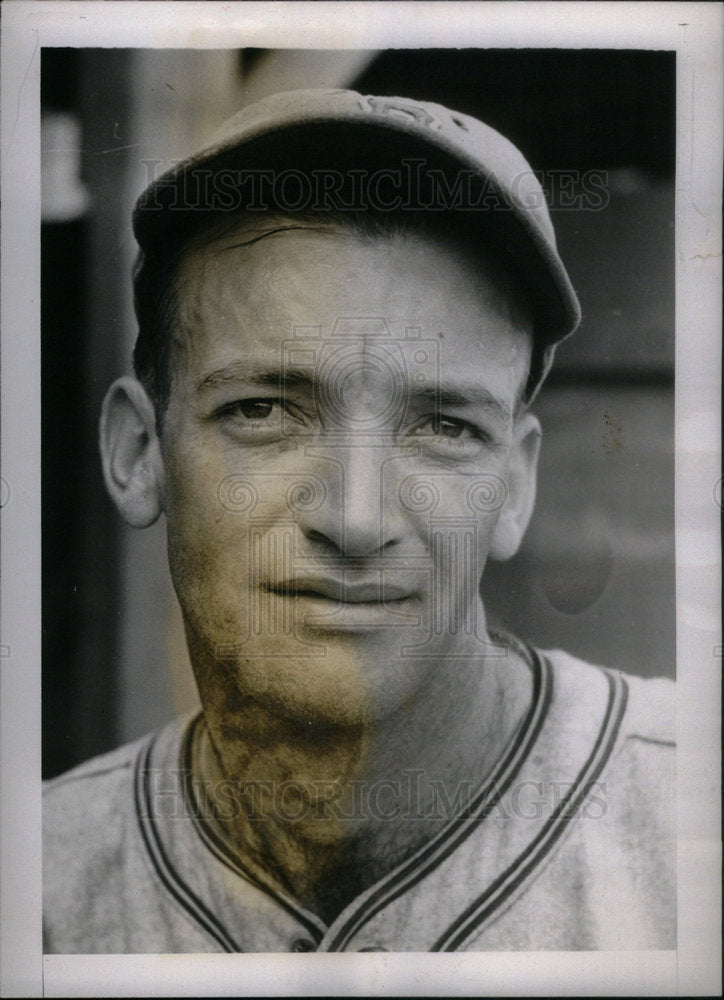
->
[264,580,420,630]
[265,575,416,604]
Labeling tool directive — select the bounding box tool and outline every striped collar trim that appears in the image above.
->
[431,667,629,951]
[181,716,328,943]
[134,641,551,952]
[133,736,243,952]
[323,645,550,951]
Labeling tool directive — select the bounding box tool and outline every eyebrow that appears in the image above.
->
[412,384,512,424]
[195,364,512,423]
[195,364,312,393]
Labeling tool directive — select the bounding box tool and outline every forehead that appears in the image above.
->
[171,218,532,392]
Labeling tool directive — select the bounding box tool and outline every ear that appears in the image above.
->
[99,376,165,528]
[489,411,541,562]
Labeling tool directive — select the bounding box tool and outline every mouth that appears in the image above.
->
[263,575,421,627]
[266,576,415,604]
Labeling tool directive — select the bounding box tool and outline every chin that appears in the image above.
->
[185,607,438,729]
[229,646,427,730]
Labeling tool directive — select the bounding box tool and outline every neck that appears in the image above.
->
[190,635,532,921]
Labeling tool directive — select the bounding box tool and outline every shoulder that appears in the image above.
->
[43,715,197,952]
[44,713,195,794]
[44,735,146,796]
[44,730,152,826]
[534,649,676,940]
[43,715,192,864]
[540,646,675,746]
[43,736,146,850]
[538,648,675,856]
[531,648,675,836]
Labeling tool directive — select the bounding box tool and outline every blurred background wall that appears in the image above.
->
[41,47,675,778]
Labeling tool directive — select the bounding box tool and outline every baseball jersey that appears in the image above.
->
[43,647,675,953]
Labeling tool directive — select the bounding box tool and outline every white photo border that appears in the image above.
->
[1,2,721,996]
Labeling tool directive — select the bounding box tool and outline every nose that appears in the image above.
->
[295,441,404,557]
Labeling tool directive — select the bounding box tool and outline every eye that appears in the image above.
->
[410,415,477,440]
[235,399,275,420]
[427,416,465,439]
[216,396,310,444]
[408,414,491,456]
[218,397,283,424]
[216,397,283,435]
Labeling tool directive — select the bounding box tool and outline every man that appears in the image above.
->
[43,89,675,952]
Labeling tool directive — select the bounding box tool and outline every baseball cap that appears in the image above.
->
[133,88,581,401]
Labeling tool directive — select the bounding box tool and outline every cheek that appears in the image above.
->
[164,449,222,541]
[430,512,501,576]
[162,443,245,608]
[424,476,507,584]
[162,448,297,615]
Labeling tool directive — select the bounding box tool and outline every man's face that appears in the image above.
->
[159,220,533,727]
